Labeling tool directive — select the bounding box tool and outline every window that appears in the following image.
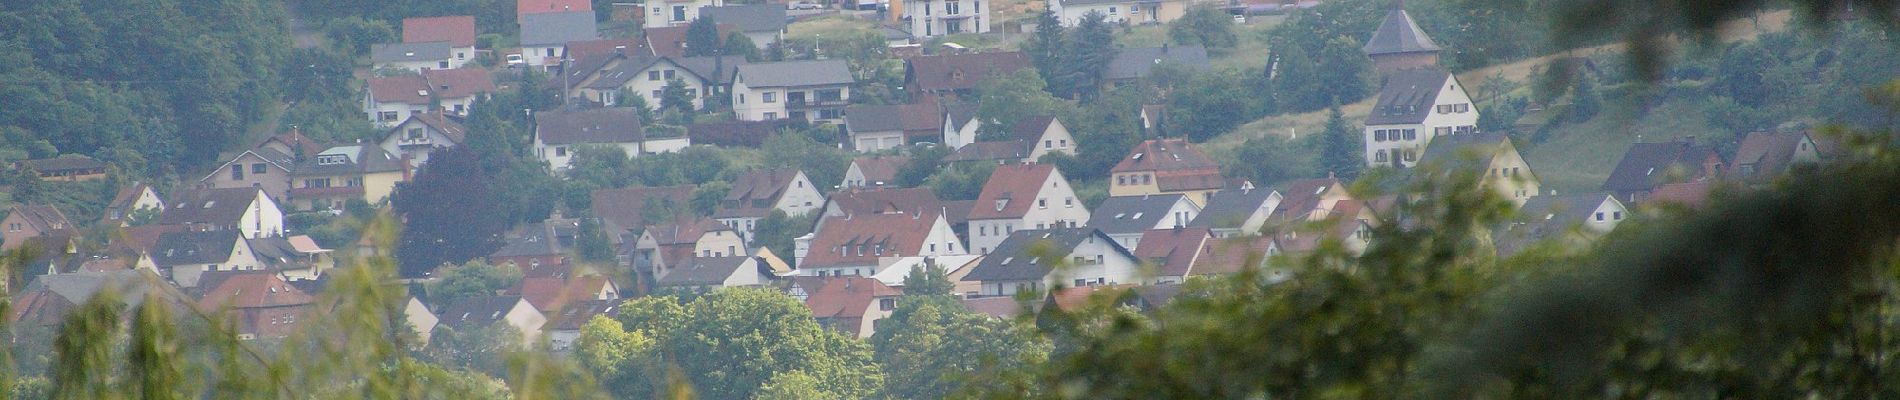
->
[252,163,266,174]
[738,94,746,104]
[1614,211,1623,220]
[437,61,449,69]
[763,92,777,103]
[545,48,555,56]
[1045,140,1052,148]
[1457,104,1470,112]
[672,5,687,21]
[1375,150,1388,162]
[947,1,960,14]
[1117,176,1126,185]
[1130,4,1140,12]
[1375,130,1386,142]
[1065,197,1074,207]
[764,112,778,119]
[652,90,663,98]
[1404,150,1417,161]
[1038,199,1047,208]
[664,70,676,79]
[1436,126,1452,136]
[230,165,243,180]
[880,298,895,310]
[1595,212,1605,221]
[1109,6,1118,14]
[378,111,399,121]
[649,71,661,81]
[1404,129,1417,140]
[556,146,568,157]
[1059,139,1068,148]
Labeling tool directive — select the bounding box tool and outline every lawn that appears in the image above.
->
[1521,99,1729,194]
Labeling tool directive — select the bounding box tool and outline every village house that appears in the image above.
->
[287,145,408,210]
[364,68,495,127]
[488,219,581,275]
[1105,45,1210,87]
[1362,67,1479,168]
[152,230,263,288]
[589,184,698,247]
[565,53,746,109]
[1272,199,1376,257]
[1641,181,1720,211]
[1492,192,1629,258]
[1048,0,1187,26]
[533,107,688,172]
[687,120,787,148]
[638,0,723,28]
[731,60,854,122]
[509,275,620,316]
[794,210,965,277]
[1186,185,1282,238]
[697,5,787,51]
[1108,138,1225,207]
[1418,131,1540,205]
[376,112,467,170]
[195,271,316,340]
[1601,138,1726,203]
[519,0,592,19]
[13,156,108,182]
[371,41,457,73]
[943,116,1078,164]
[1727,130,1841,185]
[1267,177,1354,225]
[1134,226,1212,284]
[1188,234,1282,281]
[519,10,599,70]
[941,103,983,149]
[566,37,655,62]
[965,164,1091,254]
[404,296,441,346]
[1086,194,1201,251]
[634,217,747,281]
[1139,104,1168,136]
[868,254,984,292]
[159,187,285,239]
[643,23,737,58]
[2,204,76,251]
[402,16,477,68]
[842,156,911,189]
[845,103,942,152]
[962,227,1142,297]
[654,256,771,291]
[794,276,903,338]
[712,168,824,239]
[10,270,194,331]
[249,235,333,281]
[103,182,165,227]
[545,299,623,351]
[436,295,547,344]
[903,52,1028,99]
[897,0,992,38]
[197,130,324,202]
[1363,1,1443,75]
[813,187,956,233]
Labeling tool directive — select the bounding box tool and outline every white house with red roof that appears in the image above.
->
[364,69,495,127]
[712,168,823,239]
[965,164,1090,255]
[401,16,477,68]
[794,209,964,277]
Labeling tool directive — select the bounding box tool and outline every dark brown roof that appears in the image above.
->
[14,156,107,174]
[1728,130,1840,183]
[943,140,1030,163]
[1134,227,1211,277]
[159,188,262,227]
[968,164,1057,220]
[590,185,698,236]
[801,276,900,333]
[367,69,496,106]
[547,299,625,330]
[391,112,469,144]
[196,271,315,310]
[535,108,647,145]
[565,37,653,60]
[518,0,591,16]
[1600,140,1724,197]
[688,120,787,148]
[402,16,477,48]
[825,187,944,216]
[645,24,739,58]
[6,205,75,234]
[848,156,910,187]
[905,51,1031,92]
[1644,181,1715,209]
[714,168,802,219]
[1007,115,1058,143]
[1110,139,1225,192]
[437,295,531,328]
[1195,235,1276,276]
[801,211,942,268]
[1272,178,1345,222]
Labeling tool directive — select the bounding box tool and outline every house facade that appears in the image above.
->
[795,211,965,277]
[401,16,478,68]
[437,295,548,344]
[159,187,285,239]
[1363,67,1478,168]
[898,0,991,37]
[842,156,910,189]
[1108,138,1225,206]
[1419,132,1540,205]
[152,230,264,288]
[1086,194,1200,251]
[638,0,723,28]
[697,5,787,51]
[376,112,467,170]
[941,103,982,149]
[799,276,902,338]
[104,183,166,226]
[1048,0,1187,26]
[1187,186,1283,238]
[962,228,1142,297]
[731,60,854,122]
[364,69,495,127]
[370,41,458,73]
[567,54,745,110]
[654,256,768,291]
[2,205,76,251]
[1601,139,1725,203]
[287,145,409,210]
[965,164,1091,255]
[533,108,689,172]
[1362,2,1443,75]
[518,10,599,70]
[712,168,823,239]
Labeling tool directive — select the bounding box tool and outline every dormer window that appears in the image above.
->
[317,155,348,165]
[995,199,1007,211]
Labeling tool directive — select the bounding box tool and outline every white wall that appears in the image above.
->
[772,172,824,218]
[852,130,905,152]
[1025,119,1076,160]
[1053,1,1152,26]
[240,191,285,239]
[902,0,992,37]
[943,118,979,149]
[1363,75,1479,168]
[642,0,722,28]
[732,80,850,122]
[379,118,461,168]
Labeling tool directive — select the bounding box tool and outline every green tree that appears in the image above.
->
[1168,5,1239,55]
[1313,35,1375,107]
[1058,13,1118,101]
[571,316,661,397]
[426,260,525,305]
[1567,72,1603,122]
[323,16,396,54]
[925,162,996,201]
[976,69,1068,138]
[901,262,956,296]
[722,32,760,62]
[684,17,721,57]
[752,210,816,262]
[1269,42,1326,112]
[577,217,616,264]
[873,296,1049,399]
[897,144,952,187]
[1170,68,1257,141]
[690,181,731,216]
[1319,105,1363,177]
[394,146,511,277]
[659,78,698,122]
[1718,41,1772,108]
[1229,134,1315,187]
[602,289,885,400]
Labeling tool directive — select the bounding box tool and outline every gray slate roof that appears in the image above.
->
[1419,131,1511,167]
[962,228,1133,282]
[371,41,452,63]
[437,295,528,328]
[1088,194,1188,236]
[1105,46,1210,81]
[520,11,599,46]
[293,145,406,177]
[845,104,907,132]
[159,188,262,227]
[698,4,788,33]
[1366,67,1452,126]
[1362,7,1441,55]
[151,231,242,266]
[735,60,853,88]
[1189,187,1278,230]
[656,256,757,287]
[536,108,647,145]
[1601,141,1721,194]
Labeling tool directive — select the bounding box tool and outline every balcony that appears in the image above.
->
[786,98,849,110]
[289,186,365,198]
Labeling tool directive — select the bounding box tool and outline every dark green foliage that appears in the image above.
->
[751,210,816,263]
[1168,5,1239,55]
[426,261,524,306]
[685,17,721,57]
[585,290,883,400]
[1567,72,1602,122]
[659,78,698,119]
[1718,41,1773,107]
[422,325,523,377]
[690,181,731,216]
[871,296,1049,399]
[901,263,956,296]
[976,70,1069,138]
[1319,106,1363,178]
[394,146,510,277]
[577,217,615,264]
[1054,13,1118,101]
[322,16,394,54]
[761,130,853,193]
[1023,11,1065,83]
[897,145,953,187]
[1171,69,1260,141]
[1267,43,1326,113]
[925,162,997,201]
[1228,134,1315,187]
[723,32,761,62]
[1314,35,1376,106]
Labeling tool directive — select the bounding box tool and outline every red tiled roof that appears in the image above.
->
[714,168,802,219]
[6,204,74,234]
[519,0,592,17]
[1196,235,1277,276]
[961,296,1031,319]
[402,16,477,48]
[566,37,652,60]
[197,271,316,310]
[826,187,944,217]
[802,276,900,332]
[850,156,910,186]
[1111,139,1224,191]
[367,75,431,105]
[968,164,1057,220]
[369,69,497,106]
[1645,181,1714,209]
[1272,177,1344,222]
[801,211,943,268]
[905,52,1031,92]
[590,185,698,236]
[1133,227,1211,277]
[645,24,737,58]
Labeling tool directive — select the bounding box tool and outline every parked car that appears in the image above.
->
[787,1,822,9]
[505,53,524,67]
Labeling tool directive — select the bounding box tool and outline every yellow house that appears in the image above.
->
[1108,139,1227,207]
[1418,132,1540,206]
[288,145,409,211]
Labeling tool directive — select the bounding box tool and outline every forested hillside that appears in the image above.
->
[0,0,292,178]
